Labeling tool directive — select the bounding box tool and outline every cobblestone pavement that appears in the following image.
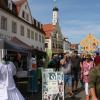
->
[17,80,85,100]
[64,90,85,100]
[24,89,85,100]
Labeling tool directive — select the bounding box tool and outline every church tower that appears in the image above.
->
[52,5,59,25]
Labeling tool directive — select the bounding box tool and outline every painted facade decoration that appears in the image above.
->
[80,33,100,52]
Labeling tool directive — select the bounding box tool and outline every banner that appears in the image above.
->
[42,69,64,100]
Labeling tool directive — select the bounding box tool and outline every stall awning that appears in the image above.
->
[0,37,31,53]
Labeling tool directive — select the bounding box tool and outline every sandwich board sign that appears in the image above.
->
[42,69,64,100]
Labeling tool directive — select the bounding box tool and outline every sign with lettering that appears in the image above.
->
[42,69,64,100]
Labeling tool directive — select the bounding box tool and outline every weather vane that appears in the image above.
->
[53,0,57,6]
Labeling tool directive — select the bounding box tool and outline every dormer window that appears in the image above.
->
[38,23,42,29]
[22,11,25,19]
[26,13,29,21]
[8,0,12,10]
[36,21,38,27]
[25,5,27,9]
[8,3,11,9]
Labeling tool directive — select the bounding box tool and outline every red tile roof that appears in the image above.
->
[43,24,55,39]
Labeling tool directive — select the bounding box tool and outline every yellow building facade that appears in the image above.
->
[80,34,100,52]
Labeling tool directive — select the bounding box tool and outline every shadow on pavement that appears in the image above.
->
[25,91,42,100]
[65,97,81,100]
[73,87,84,95]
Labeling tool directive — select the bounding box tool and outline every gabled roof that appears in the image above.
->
[80,33,100,46]
[12,0,26,5]
[12,0,27,14]
[43,24,55,39]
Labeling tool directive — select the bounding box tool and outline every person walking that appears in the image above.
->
[94,52,100,66]
[80,53,86,89]
[60,53,73,98]
[81,54,94,100]
[89,64,100,100]
[0,55,25,100]
[71,51,81,93]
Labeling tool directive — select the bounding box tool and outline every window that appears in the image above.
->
[36,21,38,27]
[31,31,34,40]
[22,11,25,18]
[52,42,55,48]
[56,43,57,48]
[12,21,17,33]
[42,36,45,43]
[25,5,27,9]
[35,32,38,41]
[58,44,61,49]
[45,43,48,48]
[39,34,41,42]
[52,32,56,38]
[1,16,7,30]
[8,3,11,9]
[27,29,30,38]
[26,13,29,21]
[20,25,24,36]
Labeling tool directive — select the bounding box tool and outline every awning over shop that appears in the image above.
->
[0,37,31,53]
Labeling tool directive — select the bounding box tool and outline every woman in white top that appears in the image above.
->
[0,55,25,100]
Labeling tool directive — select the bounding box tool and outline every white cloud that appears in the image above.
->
[63,19,96,26]
[63,25,100,35]
[64,20,81,24]
[62,24,100,43]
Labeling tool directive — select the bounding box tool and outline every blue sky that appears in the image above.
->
[28,0,100,43]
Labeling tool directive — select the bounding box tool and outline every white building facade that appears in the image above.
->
[0,0,45,52]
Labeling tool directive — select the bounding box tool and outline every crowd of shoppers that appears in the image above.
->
[48,51,100,100]
[0,51,100,100]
